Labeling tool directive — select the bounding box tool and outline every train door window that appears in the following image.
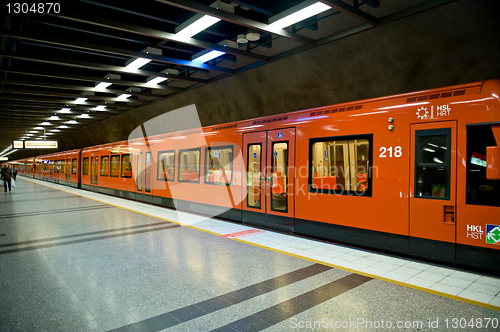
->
[137,153,143,191]
[158,151,175,181]
[247,144,262,209]
[415,129,451,199]
[90,157,94,183]
[271,142,288,212]
[71,159,77,174]
[178,148,201,183]
[101,156,109,176]
[82,158,89,176]
[121,154,132,178]
[309,135,372,195]
[466,125,500,206]
[94,157,98,185]
[145,152,151,193]
[60,160,65,174]
[205,146,233,185]
[110,155,120,177]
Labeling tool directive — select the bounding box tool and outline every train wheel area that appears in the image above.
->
[0,177,499,331]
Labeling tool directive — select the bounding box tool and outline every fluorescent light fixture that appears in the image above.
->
[75,97,88,103]
[45,132,55,135]
[95,82,112,90]
[59,108,71,113]
[67,120,78,124]
[33,127,43,130]
[80,113,90,118]
[268,2,330,29]
[41,122,51,126]
[124,57,151,71]
[58,125,69,129]
[193,50,225,63]
[49,115,60,120]
[35,137,43,140]
[116,93,131,101]
[26,133,34,136]
[50,129,61,132]
[95,105,107,111]
[175,15,220,39]
[423,148,435,153]
[146,77,168,86]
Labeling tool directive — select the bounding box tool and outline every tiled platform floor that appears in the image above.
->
[0,177,499,331]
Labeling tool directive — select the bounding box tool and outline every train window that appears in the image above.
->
[100,156,109,176]
[137,153,143,191]
[205,146,233,186]
[121,154,132,178]
[158,151,175,181]
[110,155,120,177]
[415,129,451,199]
[271,142,288,212]
[247,144,262,209]
[178,148,200,182]
[309,135,372,196]
[82,158,89,175]
[61,160,65,174]
[466,125,500,206]
[71,159,77,174]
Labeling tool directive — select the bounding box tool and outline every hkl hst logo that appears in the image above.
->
[486,224,500,245]
[467,225,484,240]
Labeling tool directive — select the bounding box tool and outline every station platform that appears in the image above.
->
[1,177,500,331]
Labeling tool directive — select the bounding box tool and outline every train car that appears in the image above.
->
[13,79,500,273]
[34,149,82,188]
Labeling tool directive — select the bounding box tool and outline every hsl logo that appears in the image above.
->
[467,225,484,240]
[486,225,500,245]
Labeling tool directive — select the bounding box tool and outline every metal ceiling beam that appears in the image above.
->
[0,67,184,92]
[0,78,168,99]
[0,50,207,84]
[155,0,317,46]
[0,29,236,74]
[44,11,270,62]
[318,0,379,26]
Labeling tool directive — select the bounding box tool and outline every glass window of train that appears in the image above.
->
[121,154,133,178]
[271,142,288,212]
[309,135,372,195]
[247,144,262,209]
[415,129,451,199]
[101,156,109,176]
[178,148,201,182]
[158,151,175,181]
[82,158,89,176]
[205,146,233,186]
[137,153,143,191]
[71,159,77,174]
[110,155,120,177]
[466,125,500,206]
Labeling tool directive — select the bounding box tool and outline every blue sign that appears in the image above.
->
[278,132,282,138]
[253,152,257,158]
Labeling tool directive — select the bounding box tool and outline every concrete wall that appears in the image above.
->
[18,0,500,156]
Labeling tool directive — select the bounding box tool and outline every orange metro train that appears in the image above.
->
[12,79,500,274]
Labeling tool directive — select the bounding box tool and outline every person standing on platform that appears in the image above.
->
[1,164,12,192]
[13,167,17,180]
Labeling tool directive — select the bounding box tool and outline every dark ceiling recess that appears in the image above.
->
[0,0,456,159]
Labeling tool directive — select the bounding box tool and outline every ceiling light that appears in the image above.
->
[175,15,221,39]
[124,58,151,71]
[35,137,43,140]
[59,108,71,113]
[26,133,34,136]
[33,127,43,130]
[146,77,168,86]
[116,94,131,101]
[95,105,107,111]
[49,115,60,120]
[246,32,260,41]
[95,82,112,90]
[237,34,248,43]
[192,50,225,63]
[41,122,51,126]
[80,113,90,118]
[67,120,78,124]
[75,97,88,103]
[268,2,330,29]
[59,125,69,129]
[50,129,61,132]
[45,132,55,135]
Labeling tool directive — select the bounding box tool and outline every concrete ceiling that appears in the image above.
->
[0,0,457,158]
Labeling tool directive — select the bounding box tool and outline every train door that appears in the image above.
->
[94,156,98,185]
[243,128,296,232]
[409,121,457,261]
[134,146,152,196]
[90,157,94,184]
[66,158,70,181]
[137,152,143,192]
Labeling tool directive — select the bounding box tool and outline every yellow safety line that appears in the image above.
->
[20,176,500,312]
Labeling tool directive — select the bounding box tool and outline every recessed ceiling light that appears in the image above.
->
[75,97,88,103]
[49,115,60,120]
[192,50,225,63]
[116,94,132,101]
[58,125,69,129]
[67,120,78,124]
[268,2,331,29]
[50,129,61,132]
[80,113,90,118]
[59,108,71,113]
[95,105,107,111]
[34,127,44,130]
[124,58,151,71]
[146,77,168,86]
[175,15,221,39]
[41,122,51,126]
[94,82,112,90]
